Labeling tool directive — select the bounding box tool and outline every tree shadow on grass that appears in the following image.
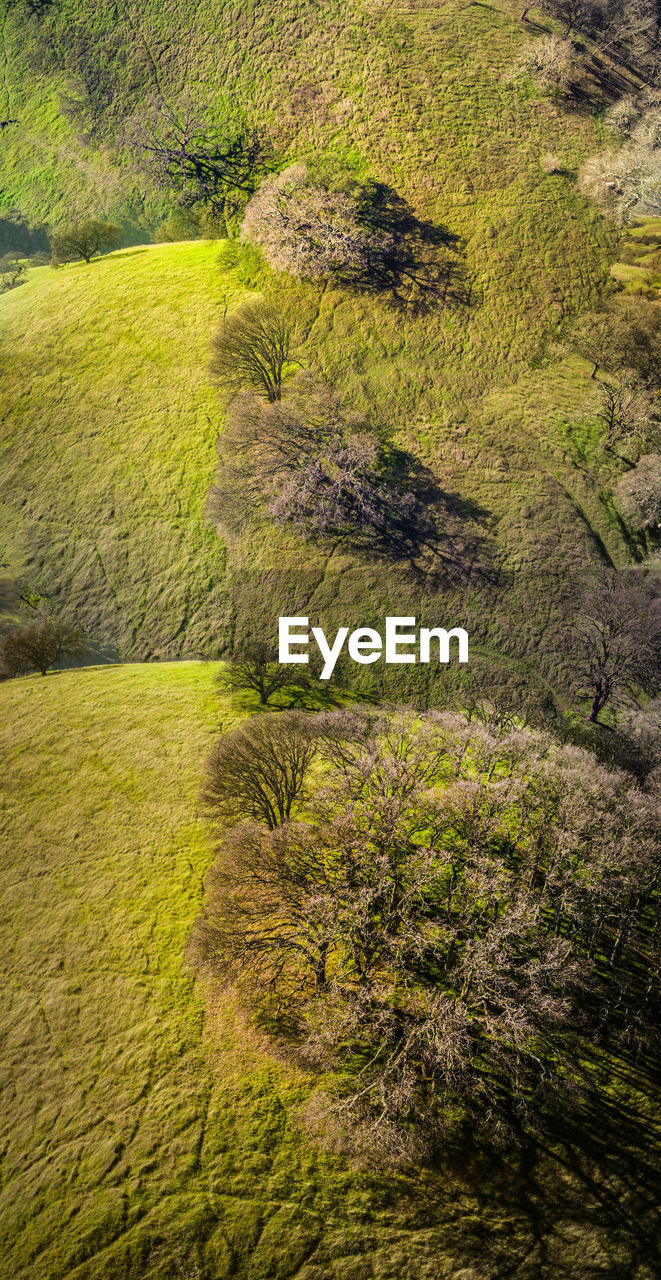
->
[390,1047,661,1279]
[560,53,640,116]
[343,182,469,314]
[349,450,496,585]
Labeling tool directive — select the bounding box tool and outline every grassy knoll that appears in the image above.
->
[0,242,235,656]
[1,662,659,1279]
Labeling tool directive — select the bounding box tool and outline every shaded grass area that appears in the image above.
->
[1,662,659,1279]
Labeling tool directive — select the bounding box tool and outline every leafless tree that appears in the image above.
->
[50,220,123,265]
[614,453,661,531]
[206,377,418,546]
[241,163,391,279]
[0,619,87,676]
[594,375,659,451]
[566,309,631,379]
[509,34,574,89]
[0,253,27,291]
[216,641,307,705]
[209,298,294,402]
[202,711,318,830]
[268,430,417,541]
[241,166,462,308]
[567,298,661,392]
[563,578,661,722]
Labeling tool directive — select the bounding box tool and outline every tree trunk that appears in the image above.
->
[313,952,328,990]
[591,362,599,378]
[521,5,530,18]
[587,692,606,723]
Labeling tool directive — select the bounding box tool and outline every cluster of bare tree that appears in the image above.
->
[192,707,660,1162]
[207,304,421,546]
[518,0,661,85]
[512,2,661,221]
[531,0,661,66]
[579,93,661,222]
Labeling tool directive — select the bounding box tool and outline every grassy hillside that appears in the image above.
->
[1,0,641,672]
[1,662,658,1280]
[0,0,611,243]
[0,229,637,670]
[0,230,633,675]
[0,242,234,656]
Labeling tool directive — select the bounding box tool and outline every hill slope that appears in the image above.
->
[1,663,658,1280]
[0,231,631,673]
[1,0,640,671]
[0,242,233,655]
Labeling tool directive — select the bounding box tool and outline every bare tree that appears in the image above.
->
[0,619,87,677]
[269,430,417,541]
[209,298,294,402]
[564,579,661,722]
[50,220,123,265]
[206,377,418,546]
[193,818,341,997]
[202,712,318,830]
[567,297,661,388]
[217,641,307,705]
[566,309,631,379]
[614,453,661,532]
[595,375,659,451]
[0,253,27,292]
[509,34,574,89]
[241,163,394,279]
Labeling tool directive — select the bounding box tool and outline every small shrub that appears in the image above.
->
[541,153,562,175]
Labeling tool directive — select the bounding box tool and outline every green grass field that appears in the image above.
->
[1,662,658,1280]
[0,242,234,654]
